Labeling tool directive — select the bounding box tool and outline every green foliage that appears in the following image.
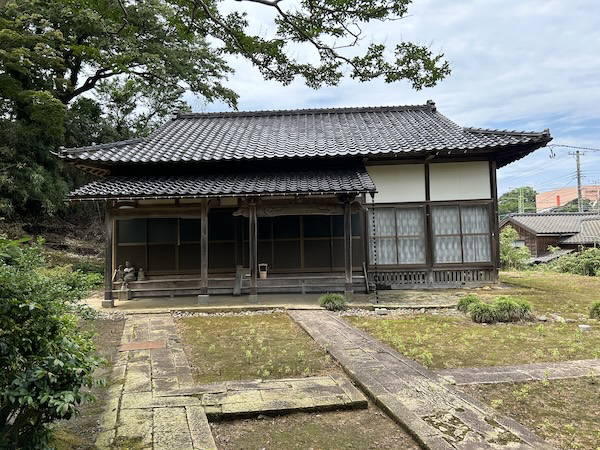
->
[549,247,600,276]
[493,296,533,322]
[590,301,600,319]
[0,0,450,219]
[500,226,531,270]
[0,237,104,448]
[465,295,533,324]
[498,186,537,217]
[457,294,481,313]
[467,301,498,324]
[319,293,347,311]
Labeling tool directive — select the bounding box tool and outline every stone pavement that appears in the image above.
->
[435,359,600,385]
[163,374,367,419]
[98,313,370,449]
[289,310,554,450]
[97,313,217,449]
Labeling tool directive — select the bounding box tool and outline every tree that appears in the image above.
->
[0,0,450,217]
[499,225,531,270]
[498,186,537,217]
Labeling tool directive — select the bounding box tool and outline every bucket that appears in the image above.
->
[259,263,268,279]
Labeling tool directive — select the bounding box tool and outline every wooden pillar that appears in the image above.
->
[343,199,354,295]
[198,198,209,302]
[490,160,500,283]
[102,203,114,308]
[248,199,258,302]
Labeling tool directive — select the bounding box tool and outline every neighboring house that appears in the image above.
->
[500,213,600,259]
[536,185,600,212]
[58,101,551,306]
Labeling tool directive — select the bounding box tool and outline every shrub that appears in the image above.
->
[457,294,481,313]
[550,247,600,276]
[467,301,498,324]
[319,293,347,311]
[493,296,533,322]
[0,237,104,448]
[590,301,600,319]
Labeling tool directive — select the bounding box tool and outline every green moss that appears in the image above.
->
[462,378,600,449]
[345,315,600,369]
[177,313,336,383]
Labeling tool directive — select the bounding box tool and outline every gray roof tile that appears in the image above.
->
[68,167,376,200]
[503,213,600,234]
[59,103,551,166]
[559,218,600,244]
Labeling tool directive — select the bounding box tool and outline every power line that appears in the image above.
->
[548,144,600,153]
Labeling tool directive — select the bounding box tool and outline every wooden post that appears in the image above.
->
[248,198,258,302]
[198,198,209,303]
[343,199,354,295]
[102,203,114,308]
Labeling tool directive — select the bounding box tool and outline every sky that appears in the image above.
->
[184,0,600,197]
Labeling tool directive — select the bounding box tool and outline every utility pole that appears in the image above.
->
[569,150,584,212]
[518,187,524,213]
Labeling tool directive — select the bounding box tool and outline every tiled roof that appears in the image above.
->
[59,102,551,167]
[559,219,600,244]
[503,213,600,234]
[68,167,376,200]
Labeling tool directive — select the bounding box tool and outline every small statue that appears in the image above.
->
[137,268,146,281]
[117,264,124,281]
[123,261,137,283]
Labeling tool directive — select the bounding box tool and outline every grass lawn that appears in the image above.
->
[51,318,126,449]
[500,271,600,318]
[462,377,600,450]
[211,401,419,449]
[177,313,337,383]
[345,315,600,369]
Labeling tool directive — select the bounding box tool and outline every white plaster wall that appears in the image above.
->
[367,164,426,203]
[429,161,491,201]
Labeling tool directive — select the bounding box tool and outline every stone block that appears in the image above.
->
[186,406,218,450]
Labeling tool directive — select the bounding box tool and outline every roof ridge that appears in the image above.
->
[510,212,599,216]
[464,127,551,137]
[175,102,436,119]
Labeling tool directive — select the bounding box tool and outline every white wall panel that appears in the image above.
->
[429,161,491,201]
[367,164,426,203]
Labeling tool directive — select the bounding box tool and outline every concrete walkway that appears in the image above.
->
[289,310,553,450]
[435,359,600,385]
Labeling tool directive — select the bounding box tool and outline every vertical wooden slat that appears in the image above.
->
[249,199,258,297]
[344,199,353,293]
[200,199,209,295]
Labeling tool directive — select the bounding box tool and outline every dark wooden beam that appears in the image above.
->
[248,199,258,300]
[200,199,209,296]
[103,204,114,307]
[343,199,353,293]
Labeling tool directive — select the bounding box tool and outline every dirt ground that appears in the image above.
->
[211,401,419,450]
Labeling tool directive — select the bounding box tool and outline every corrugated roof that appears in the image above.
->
[559,218,600,244]
[58,102,551,166]
[68,167,376,200]
[503,213,600,234]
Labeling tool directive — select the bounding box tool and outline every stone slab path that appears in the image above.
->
[435,359,600,385]
[289,310,554,450]
[98,313,370,449]
[97,314,217,449]
[164,374,367,419]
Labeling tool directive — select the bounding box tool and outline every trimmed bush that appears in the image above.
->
[590,301,600,319]
[467,301,498,324]
[319,293,347,311]
[457,294,481,313]
[493,296,533,322]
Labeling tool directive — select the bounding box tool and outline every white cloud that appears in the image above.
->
[185,0,600,195]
